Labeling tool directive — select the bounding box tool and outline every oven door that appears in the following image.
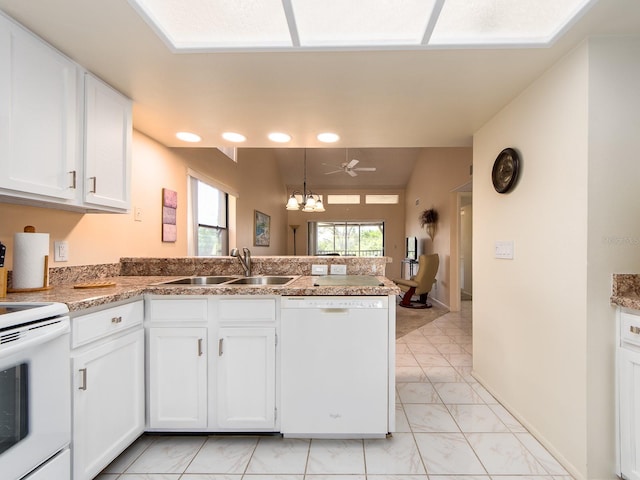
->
[0,318,70,480]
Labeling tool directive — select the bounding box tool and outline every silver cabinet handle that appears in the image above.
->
[89,176,97,193]
[79,368,87,390]
[198,338,203,356]
[111,316,122,324]
[218,338,224,356]
[631,325,640,335]
[69,170,77,189]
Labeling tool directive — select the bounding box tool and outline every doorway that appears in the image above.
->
[449,183,472,311]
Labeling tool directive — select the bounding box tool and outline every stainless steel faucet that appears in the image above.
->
[230,247,252,276]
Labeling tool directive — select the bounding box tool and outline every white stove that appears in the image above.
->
[0,301,71,480]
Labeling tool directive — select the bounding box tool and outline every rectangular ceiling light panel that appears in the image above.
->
[129,0,597,51]
[290,0,438,47]
[428,0,596,46]
[129,0,292,49]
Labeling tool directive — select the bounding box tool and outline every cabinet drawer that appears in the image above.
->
[147,298,208,323]
[219,298,276,324]
[621,312,640,347]
[72,300,143,348]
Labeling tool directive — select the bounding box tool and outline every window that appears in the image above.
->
[365,194,398,204]
[191,177,228,256]
[314,221,384,256]
[327,194,360,204]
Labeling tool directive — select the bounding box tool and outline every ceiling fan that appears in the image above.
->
[324,150,377,177]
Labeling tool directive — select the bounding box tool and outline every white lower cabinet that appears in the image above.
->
[148,327,207,430]
[216,326,276,429]
[145,295,278,432]
[618,310,640,480]
[71,300,144,480]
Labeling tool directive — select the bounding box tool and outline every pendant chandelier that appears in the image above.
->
[285,149,325,212]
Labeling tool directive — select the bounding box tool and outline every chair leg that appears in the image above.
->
[400,287,416,307]
[399,287,431,309]
[419,292,433,308]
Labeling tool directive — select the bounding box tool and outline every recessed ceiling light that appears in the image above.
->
[268,132,292,143]
[317,132,340,143]
[176,131,202,142]
[222,132,247,142]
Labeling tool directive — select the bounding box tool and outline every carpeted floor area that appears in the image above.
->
[395,299,448,338]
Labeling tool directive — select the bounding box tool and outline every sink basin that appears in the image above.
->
[227,276,295,286]
[158,276,238,285]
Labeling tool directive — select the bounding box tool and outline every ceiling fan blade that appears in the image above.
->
[354,167,377,172]
[324,169,342,175]
[346,159,359,169]
[347,169,358,177]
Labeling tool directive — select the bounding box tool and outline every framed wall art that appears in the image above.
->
[254,210,270,247]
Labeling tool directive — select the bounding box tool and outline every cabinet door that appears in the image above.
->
[72,329,144,480]
[620,347,640,480]
[0,14,79,201]
[216,327,276,429]
[148,327,207,429]
[84,73,132,211]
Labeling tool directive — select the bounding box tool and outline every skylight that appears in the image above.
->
[128,0,597,52]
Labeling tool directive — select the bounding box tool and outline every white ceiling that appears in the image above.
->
[0,0,639,188]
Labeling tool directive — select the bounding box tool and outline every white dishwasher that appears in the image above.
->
[280,296,391,438]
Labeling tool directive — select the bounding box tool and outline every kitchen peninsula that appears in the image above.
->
[2,256,399,480]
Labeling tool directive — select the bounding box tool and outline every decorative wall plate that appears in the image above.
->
[492,148,520,193]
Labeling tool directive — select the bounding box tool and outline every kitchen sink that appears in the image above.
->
[157,276,239,285]
[226,276,296,286]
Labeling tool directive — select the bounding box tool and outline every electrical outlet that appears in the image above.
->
[330,264,347,275]
[54,241,69,262]
[311,264,328,275]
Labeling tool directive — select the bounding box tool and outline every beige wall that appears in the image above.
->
[474,41,590,478]
[285,189,405,279]
[473,37,640,479]
[404,147,472,308]
[0,132,288,268]
[585,36,640,479]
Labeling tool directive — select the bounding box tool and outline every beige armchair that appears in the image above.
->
[394,253,439,308]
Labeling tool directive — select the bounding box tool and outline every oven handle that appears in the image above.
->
[0,320,69,360]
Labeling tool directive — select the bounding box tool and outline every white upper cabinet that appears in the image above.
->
[83,73,132,211]
[0,12,132,213]
[0,13,80,202]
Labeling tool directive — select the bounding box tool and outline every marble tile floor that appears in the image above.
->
[96,301,572,480]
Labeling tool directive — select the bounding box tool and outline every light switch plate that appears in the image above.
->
[495,240,514,259]
[330,264,347,275]
[311,264,328,275]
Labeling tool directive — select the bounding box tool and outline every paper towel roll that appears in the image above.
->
[13,232,49,289]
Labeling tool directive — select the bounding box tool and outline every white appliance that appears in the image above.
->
[280,296,391,438]
[0,302,71,480]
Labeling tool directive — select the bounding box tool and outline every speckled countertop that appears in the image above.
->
[0,257,400,312]
[611,274,640,310]
[2,275,400,312]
